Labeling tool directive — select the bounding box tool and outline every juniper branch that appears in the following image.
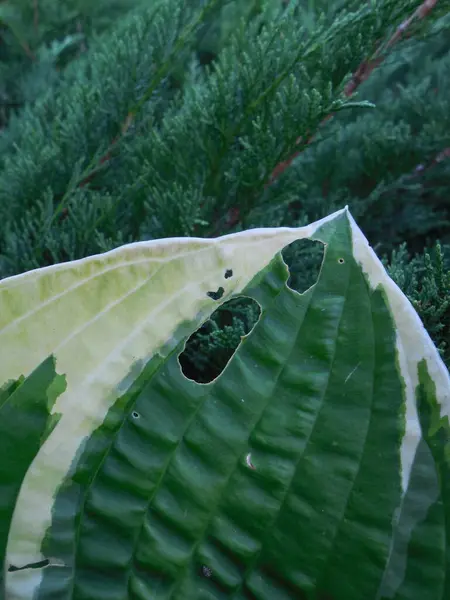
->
[48,0,223,228]
[267,0,441,185]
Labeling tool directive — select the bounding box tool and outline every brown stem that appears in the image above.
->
[77,113,133,188]
[410,147,450,177]
[56,0,221,203]
[267,0,440,186]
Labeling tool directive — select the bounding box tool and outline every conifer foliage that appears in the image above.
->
[0,0,449,378]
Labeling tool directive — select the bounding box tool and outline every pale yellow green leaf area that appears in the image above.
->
[1,208,449,599]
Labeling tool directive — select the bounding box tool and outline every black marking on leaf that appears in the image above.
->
[207,287,224,301]
[9,559,50,572]
[224,269,233,279]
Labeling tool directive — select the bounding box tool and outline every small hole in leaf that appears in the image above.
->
[202,565,213,578]
[338,258,345,264]
[207,287,224,301]
[224,269,233,279]
[179,296,261,383]
[132,411,140,419]
[282,239,324,294]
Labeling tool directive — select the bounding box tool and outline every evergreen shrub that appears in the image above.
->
[0,0,448,378]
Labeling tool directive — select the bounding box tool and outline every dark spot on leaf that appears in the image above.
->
[207,287,224,301]
[132,411,140,419]
[338,258,345,264]
[9,559,50,572]
[224,269,233,279]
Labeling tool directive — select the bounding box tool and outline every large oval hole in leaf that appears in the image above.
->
[179,296,261,384]
[281,238,325,294]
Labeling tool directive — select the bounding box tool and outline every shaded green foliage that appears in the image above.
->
[0,0,150,127]
[388,242,450,366]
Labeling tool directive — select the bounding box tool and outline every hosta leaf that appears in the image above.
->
[0,208,448,599]
[378,361,450,600]
[0,357,64,598]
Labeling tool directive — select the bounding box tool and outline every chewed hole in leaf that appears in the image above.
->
[179,296,261,384]
[282,238,324,294]
[207,287,224,301]
[131,411,140,419]
[338,257,345,264]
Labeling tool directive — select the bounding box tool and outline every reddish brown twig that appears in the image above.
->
[412,147,450,176]
[50,0,222,227]
[435,147,450,164]
[77,112,134,188]
[267,0,439,186]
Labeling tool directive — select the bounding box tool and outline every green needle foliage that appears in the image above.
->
[388,242,450,366]
[0,0,148,126]
[0,0,449,378]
